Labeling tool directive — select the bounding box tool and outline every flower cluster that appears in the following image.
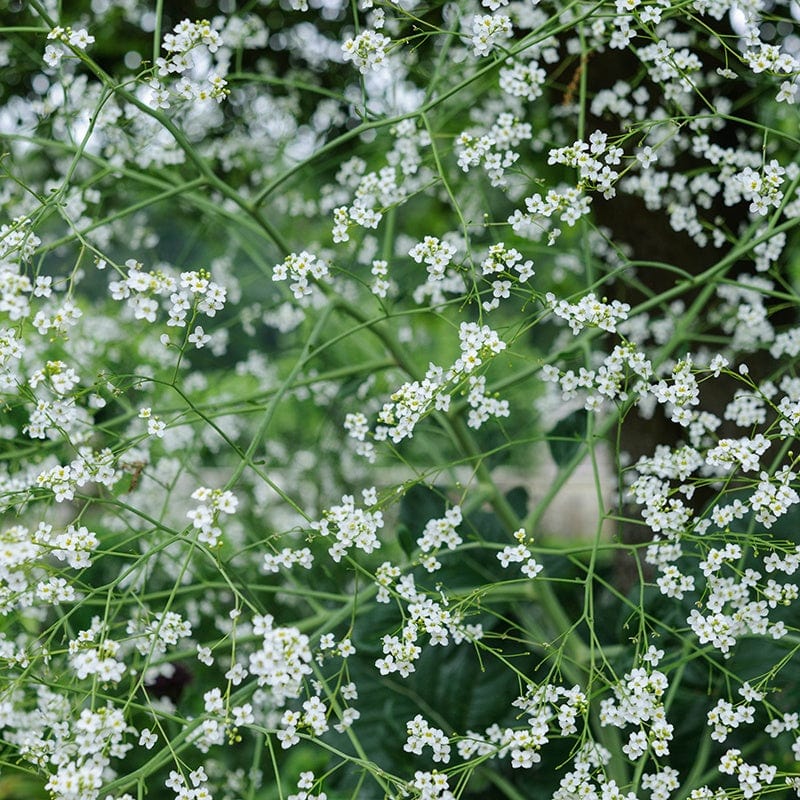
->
[69,617,126,683]
[335,175,401,239]
[186,486,239,548]
[272,251,331,301]
[109,263,228,349]
[718,749,778,799]
[248,614,313,704]
[165,765,213,800]
[410,771,455,800]
[372,365,450,446]
[310,488,383,561]
[509,185,593,238]
[731,160,787,216]
[458,682,588,768]
[480,243,535,282]
[374,570,483,675]
[541,341,653,413]
[277,696,330,748]
[341,29,392,73]
[405,715,451,762]
[546,292,631,335]
[34,447,118,502]
[366,322,508,448]
[457,113,532,188]
[0,520,98,614]
[706,683,762,743]
[599,665,673,758]
[470,14,513,57]
[548,131,625,198]
[147,19,228,108]
[408,236,458,281]
[263,546,314,573]
[288,771,328,800]
[496,528,542,578]
[44,25,95,68]
[499,58,547,100]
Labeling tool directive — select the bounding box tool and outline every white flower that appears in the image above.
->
[342,29,391,73]
[471,14,513,57]
[68,28,95,49]
[188,325,211,348]
[43,45,63,67]
[139,728,158,749]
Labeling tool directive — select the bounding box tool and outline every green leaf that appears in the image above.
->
[398,484,449,538]
[397,523,416,558]
[0,770,47,800]
[546,409,587,467]
[505,486,529,519]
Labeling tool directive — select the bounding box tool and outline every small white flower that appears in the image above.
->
[139,728,158,749]
[342,29,391,73]
[188,326,211,348]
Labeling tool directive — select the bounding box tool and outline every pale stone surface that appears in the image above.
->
[470,443,616,542]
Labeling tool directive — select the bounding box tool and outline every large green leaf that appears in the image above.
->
[398,484,449,539]
[546,409,587,467]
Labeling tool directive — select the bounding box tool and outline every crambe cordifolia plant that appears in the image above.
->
[2,2,800,799]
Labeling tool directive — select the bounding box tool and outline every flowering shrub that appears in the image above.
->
[2,2,800,800]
